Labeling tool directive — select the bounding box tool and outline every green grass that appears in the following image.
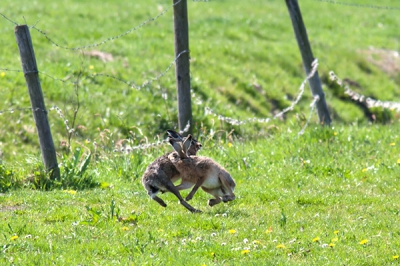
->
[0,0,400,159]
[1,126,400,265]
[1,0,400,264]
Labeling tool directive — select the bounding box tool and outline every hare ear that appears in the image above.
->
[166,130,183,141]
[168,138,187,158]
[182,134,193,154]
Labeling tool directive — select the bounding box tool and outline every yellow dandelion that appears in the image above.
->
[1,72,5,77]
[393,255,399,260]
[201,264,207,266]
[228,142,233,148]
[334,230,339,235]
[241,249,250,255]
[329,243,335,247]
[100,182,110,189]
[333,132,338,136]
[89,65,94,70]
[312,237,320,242]
[397,159,400,164]
[276,244,286,249]
[362,168,368,172]
[10,235,18,241]
[121,226,129,231]
[65,190,77,195]
[253,240,261,244]
[331,237,338,242]
[359,239,368,245]
[229,229,237,234]
[390,142,396,146]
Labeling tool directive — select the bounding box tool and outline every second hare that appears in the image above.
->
[141,130,202,213]
[168,135,236,207]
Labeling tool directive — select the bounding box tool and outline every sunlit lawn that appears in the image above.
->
[1,125,400,265]
[1,0,400,264]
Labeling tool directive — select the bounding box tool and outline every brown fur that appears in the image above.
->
[168,152,236,207]
[141,131,202,213]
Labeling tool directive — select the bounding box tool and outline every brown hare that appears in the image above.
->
[141,130,202,213]
[167,134,236,207]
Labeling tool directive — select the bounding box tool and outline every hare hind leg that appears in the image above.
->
[222,194,235,202]
[201,187,223,207]
[208,197,222,207]
[149,193,167,207]
[144,183,168,208]
[219,172,236,202]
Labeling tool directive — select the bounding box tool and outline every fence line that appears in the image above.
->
[87,50,188,90]
[2,66,400,153]
[0,0,213,54]
[0,50,188,92]
[0,56,320,153]
[204,59,319,126]
[3,67,399,136]
[286,0,331,125]
[0,12,18,26]
[329,71,400,112]
[18,0,182,51]
[119,64,322,151]
[297,96,319,136]
[1,0,400,156]
[0,107,35,115]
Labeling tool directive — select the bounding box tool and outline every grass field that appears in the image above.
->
[0,0,399,158]
[1,0,400,265]
[2,126,400,265]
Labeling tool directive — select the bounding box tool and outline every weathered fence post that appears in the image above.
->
[15,25,60,180]
[173,0,192,134]
[285,0,332,125]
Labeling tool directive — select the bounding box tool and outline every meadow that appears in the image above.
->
[1,0,400,265]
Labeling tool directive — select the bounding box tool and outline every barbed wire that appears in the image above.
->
[0,12,18,26]
[329,71,400,111]
[0,67,24,74]
[297,95,319,136]
[0,107,34,115]
[313,0,400,10]
[0,50,188,92]
[114,119,192,153]
[89,50,188,90]
[0,102,192,152]
[48,106,74,134]
[275,59,319,119]
[29,0,182,51]
[113,140,167,153]
[0,0,211,29]
[204,59,319,126]
[0,105,74,133]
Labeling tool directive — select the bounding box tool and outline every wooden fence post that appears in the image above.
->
[15,25,60,180]
[173,0,192,134]
[285,0,332,125]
